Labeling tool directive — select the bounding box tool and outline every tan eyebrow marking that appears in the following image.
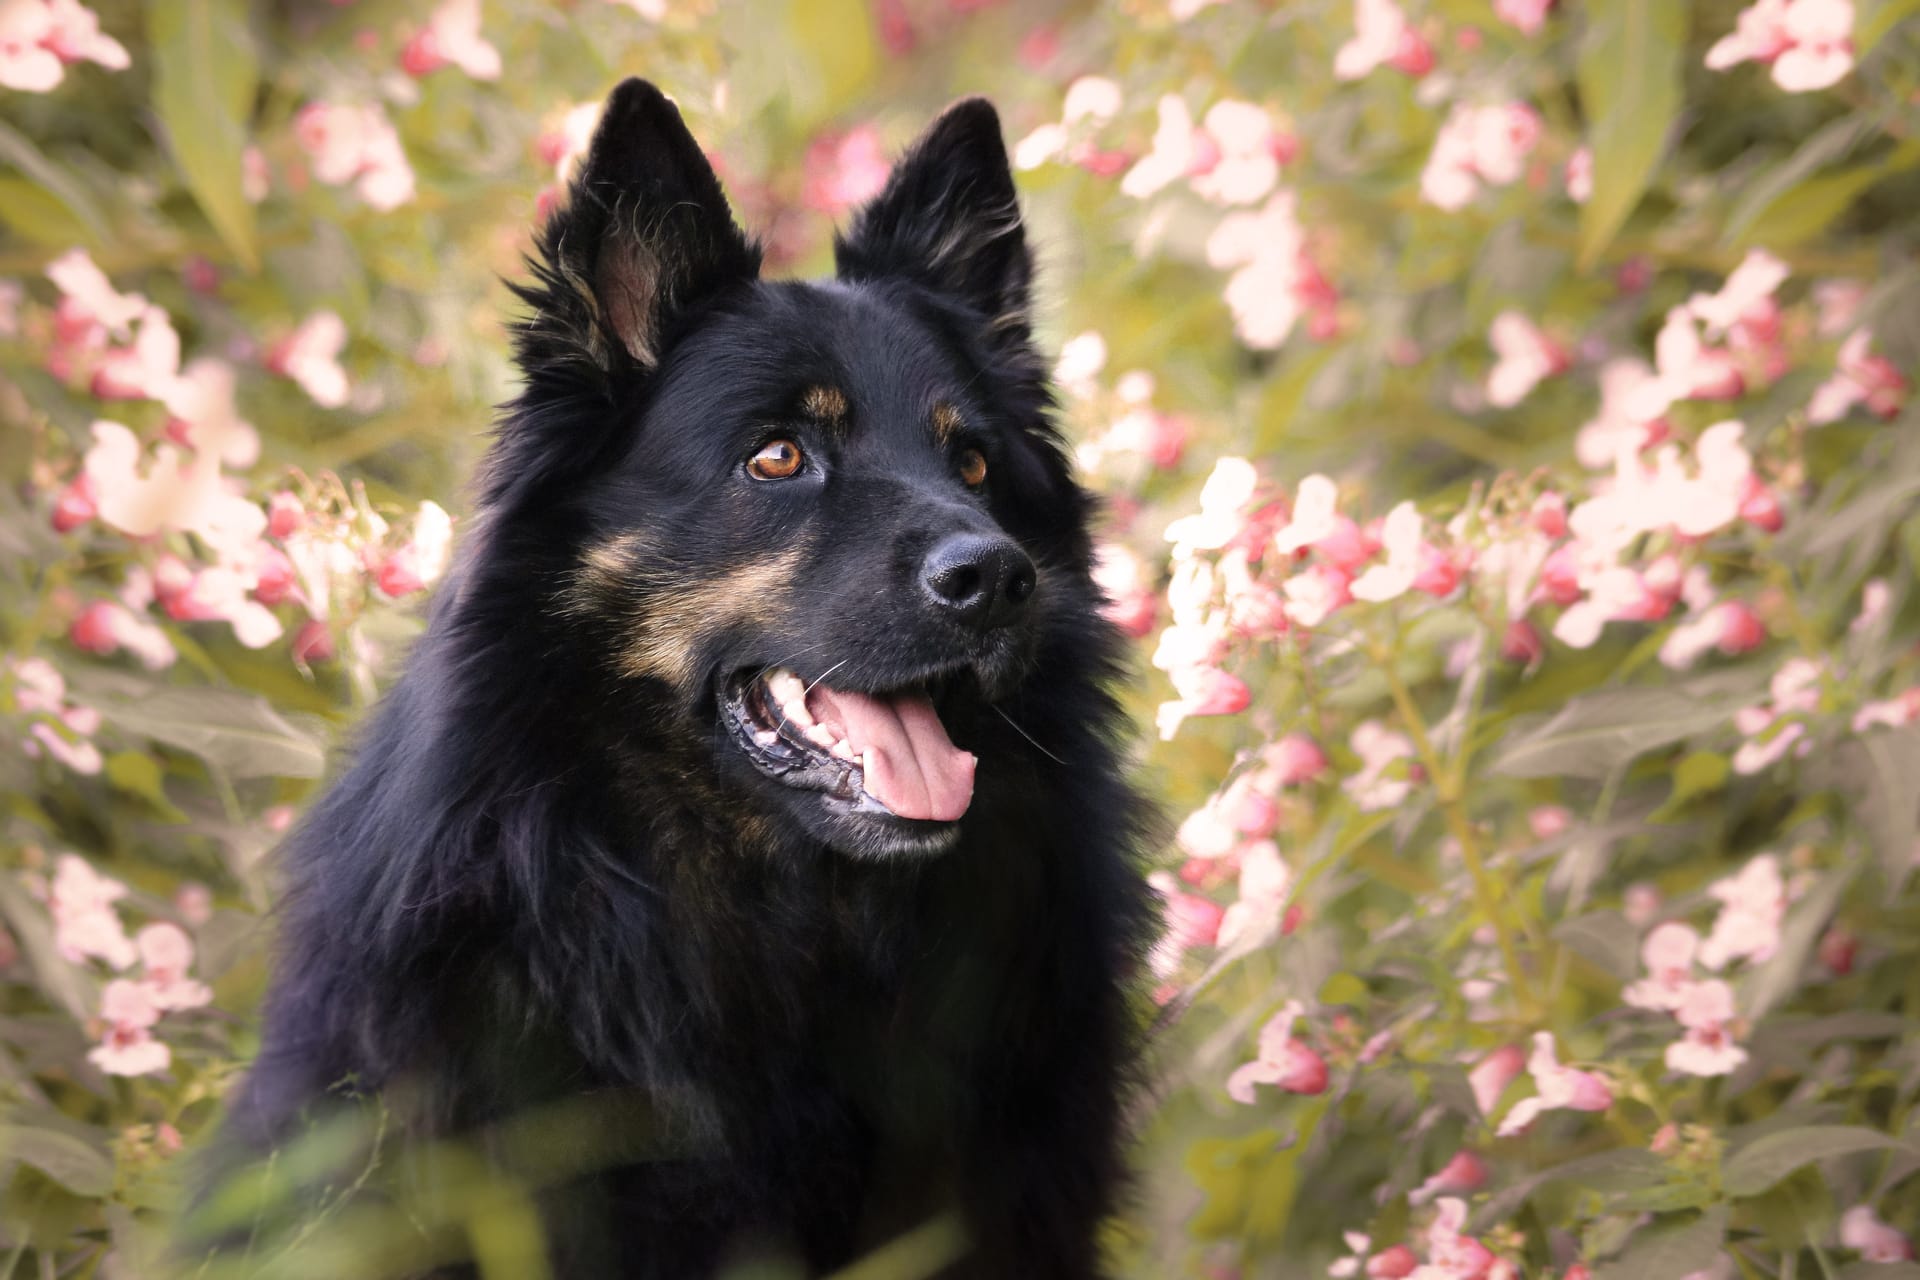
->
[931,401,964,446]
[799,385,848,424]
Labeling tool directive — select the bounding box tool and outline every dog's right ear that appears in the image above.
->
[515,78,760,378]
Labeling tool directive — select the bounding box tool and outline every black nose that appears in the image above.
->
[920,533,1036,630]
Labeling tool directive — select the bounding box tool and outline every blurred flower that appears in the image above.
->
[1217,839,1295,950]
[1623,921,1700,1012]
[1166,457,1259,554]
[1409,1150,1489,1205]
[1189,100,1284,205]
[1808,329,1908,423]
[88,978,169,1076]
[401,0,501,80]
[267,311,351,409]
[1495,1032,1612,1135]
[1092,544,1158,637]
[1495,0,1553,34]
[1147,871,1224,976]
[1420,1198,1497,1279]
[47,852,135,969]
[45,247,144,338]
[1205,192,1331,348]
[1564,146,1592,202]
[1839,1205,1915,1262]
[1731,661,1821,775]
[1665,978,1747,1076]
[1344,720,1414,811]
[1468,1044,1524,1116]
[376,500,455,597]
[1706,0,1854,92]
[294,101,416,210]
[1227,1000,1329,1101]
[135,922,211,1011]
[12,659,106,777]
[802,125,891,215]
[1421,102,1541,210]
[1700,852,1786,968]
[1334,0,1431,81]
[0,0,128,92]
[1486,311,1567,409]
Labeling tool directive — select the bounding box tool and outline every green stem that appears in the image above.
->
[1374,641,1536,1017]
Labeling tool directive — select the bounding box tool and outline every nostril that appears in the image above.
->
[933,563,984,605]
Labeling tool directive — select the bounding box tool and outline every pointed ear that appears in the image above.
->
[518,78,759,375]
[834,99,1034,349]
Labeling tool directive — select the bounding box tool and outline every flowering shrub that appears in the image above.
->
[2,0,1919,1276]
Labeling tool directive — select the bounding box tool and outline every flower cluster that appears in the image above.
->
[0,0,126,93]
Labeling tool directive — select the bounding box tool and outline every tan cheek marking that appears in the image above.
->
[616,547,808,688]
[564,532,654,617]
[800,385,848,424]
[931,401,964,447]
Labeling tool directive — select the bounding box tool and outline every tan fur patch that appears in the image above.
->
[615,547,807,688]
[800,385,848,423]
[930,401,964,446]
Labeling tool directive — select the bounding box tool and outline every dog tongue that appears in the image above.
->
[807,687,975,821]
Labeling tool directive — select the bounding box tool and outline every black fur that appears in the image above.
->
[192,80,1153,1278]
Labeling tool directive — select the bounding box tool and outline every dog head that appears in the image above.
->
[493,80,1099,859]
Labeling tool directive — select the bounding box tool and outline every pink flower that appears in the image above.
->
[1706,0,1854,92]
[1840,1205,1915,1262]
[1421,102,1541,210]
[1809,329,1908,423]
[267,311,350,409]
[1495,1032,1612,1136]
[1349,502,1426,603]
[0,0,127,92]
[1731,660,1822,775]
[1273,474,1339,555]
[1263,733,1328,786]
[1564,146,1592,203]
[1366,1245,1418,1278]
[1217,840,1295,950]
[1853,688,1920,733]
[135,922,212,1011]
[48,853,136,970]
[45,247,144,338]
[1339,721,1414,812]
[1486,311,1567,408]
[376,500,455,598]
[174,883,213,927]
[400,0,501,80]
[1623,921,1701,1011]
[87,978,169,1076]
[89,302,181,402]
[1659,600,1768,670]
[1206,193,1324,350]
[1189,100,1282,205]
[1665,978,1748,1076]
[802,124,891,215]
[83,419,268,565]
[1282,562,1352,627]
[1120,95,1198,199]
[1423,1198,1497,1280]
[1700,853,1786,969]
[68,600,175,670]
[1227,1001,1329,1101]
[1469,1044,1525,1116]
[1334,0,1430,81]
[294,102,416,210]
[1147,871,1224,977]
[1494,0,1553,35]
[1156,665,1251,739]
[1409,1150,1489,1205]
[1091,544,1157,638]
[1166,457,1260,554]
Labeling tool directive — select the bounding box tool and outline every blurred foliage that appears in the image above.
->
[3,0,1920,1277]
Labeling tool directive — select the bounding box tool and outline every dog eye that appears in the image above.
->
[747,439,804,481]
[957,448,988,488]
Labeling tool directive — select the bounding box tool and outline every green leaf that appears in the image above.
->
[1859,0,1920,53]
[1318,972,1368,1006]
[1593,1206,1727,1280]
[1489,688,1740,780]
[1723,116,1879,248]
[1838,1264,1920,1280]
[1738,165,1888,250]
[0,882,93,1024]
[1856,726,1920,893]
[1553,911,1640,981]
[148,0,259,269]
[104,751,186,821]
[0,120,108,246]
[1722,1126,1917,1198]
[1662,751,1729,814]
[0,1125,114,1197]
[88,686,324,780]
[1575,0,1684,268]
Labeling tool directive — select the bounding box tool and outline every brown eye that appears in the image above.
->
[748,439,804,481]
[958,448,988,488]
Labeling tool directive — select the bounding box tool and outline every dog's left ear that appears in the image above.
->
[834,99,1034,351]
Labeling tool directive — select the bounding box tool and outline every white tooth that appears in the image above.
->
[831,739,858,762]
[753,728,778,747]
[765,670,807,706]
[781,698,816,729]
[805,724,838,751]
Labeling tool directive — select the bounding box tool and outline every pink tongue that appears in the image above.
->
[806,687,975,821]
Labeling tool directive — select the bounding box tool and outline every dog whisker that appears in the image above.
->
[992,703,1067,765]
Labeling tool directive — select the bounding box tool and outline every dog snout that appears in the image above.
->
[919,533,1036,630]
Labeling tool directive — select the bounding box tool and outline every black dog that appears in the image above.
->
[196,80,1152,1279]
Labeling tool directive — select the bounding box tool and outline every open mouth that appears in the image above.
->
[721,667,977,823]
